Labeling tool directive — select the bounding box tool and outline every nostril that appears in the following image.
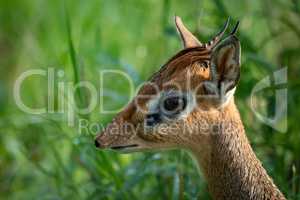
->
[95,139,101,148]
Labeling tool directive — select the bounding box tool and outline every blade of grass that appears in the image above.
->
[64,3,88,114]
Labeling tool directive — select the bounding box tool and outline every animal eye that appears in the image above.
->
[161,95,186,116]
[145,92,188,127]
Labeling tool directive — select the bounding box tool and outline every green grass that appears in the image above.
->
[0,0,300,199]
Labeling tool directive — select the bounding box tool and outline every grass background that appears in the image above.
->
[0,0,300,199]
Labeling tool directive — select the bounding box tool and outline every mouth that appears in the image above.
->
[110,144,139,152]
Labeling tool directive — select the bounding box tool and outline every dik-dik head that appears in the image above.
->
[95,16,241,153]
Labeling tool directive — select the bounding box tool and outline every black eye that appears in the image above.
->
[162,95,186,116]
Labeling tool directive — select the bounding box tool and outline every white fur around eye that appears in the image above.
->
[146,90,197,120]
[177,91,196,118]
[146,93,162,114]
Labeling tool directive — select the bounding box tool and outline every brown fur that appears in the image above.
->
[190,100,285,199]
[95,17,286,199]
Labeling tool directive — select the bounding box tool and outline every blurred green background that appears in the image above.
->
[0,0,300,199]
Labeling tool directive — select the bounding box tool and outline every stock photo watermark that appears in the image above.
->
[13,67,288,134]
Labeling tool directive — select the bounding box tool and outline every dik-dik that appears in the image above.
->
[95,16,286,199]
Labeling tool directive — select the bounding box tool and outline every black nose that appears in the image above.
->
[95,139,101,148]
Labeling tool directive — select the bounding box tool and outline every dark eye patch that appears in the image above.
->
[145,113,161,126]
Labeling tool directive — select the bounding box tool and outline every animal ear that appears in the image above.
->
[204,35,241,103]
[175,16,202,48]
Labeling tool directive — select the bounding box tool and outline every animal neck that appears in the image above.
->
[190,100,285,200]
